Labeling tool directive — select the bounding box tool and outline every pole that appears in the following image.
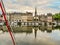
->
[0,0,16,45]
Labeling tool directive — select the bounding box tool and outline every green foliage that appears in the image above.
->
[53,13,60,20]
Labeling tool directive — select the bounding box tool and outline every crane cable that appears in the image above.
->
[0,0,16,45]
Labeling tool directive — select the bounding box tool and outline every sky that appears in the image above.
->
[0,0,60,14]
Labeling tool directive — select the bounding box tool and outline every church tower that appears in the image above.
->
[34,7,39,21]
[35,7,37,16]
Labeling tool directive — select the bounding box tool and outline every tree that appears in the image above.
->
[53,13,60,26]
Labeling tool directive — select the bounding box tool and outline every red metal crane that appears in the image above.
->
[0,0,16,45]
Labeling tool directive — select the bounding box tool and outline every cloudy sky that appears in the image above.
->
[1,0,60,14]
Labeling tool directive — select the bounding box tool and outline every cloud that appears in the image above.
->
[1,0,60,14]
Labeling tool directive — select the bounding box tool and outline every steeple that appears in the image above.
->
[35,7,37,16]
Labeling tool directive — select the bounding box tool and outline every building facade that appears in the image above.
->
[8,12,33,26]
[47,13,53,26]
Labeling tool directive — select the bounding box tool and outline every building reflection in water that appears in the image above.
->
[33,27,38,38]
[12,26,32,33]
[39,25,53,33]
[3,25,60,39]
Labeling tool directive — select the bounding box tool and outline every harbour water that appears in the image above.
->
[0,26,60,45]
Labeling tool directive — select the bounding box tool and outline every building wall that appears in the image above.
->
[40,15,47,22]
[9,12,33,23]
[47,13,53,23]
[21,15,33,22]
[47,16,52,22]
[10,14,21,22]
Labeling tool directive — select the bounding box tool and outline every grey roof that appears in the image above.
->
[7,12,33,16]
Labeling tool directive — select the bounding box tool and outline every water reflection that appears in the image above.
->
[12,26,60,33]
[0,26,60,45]
[13,26,33,33]
[12,26,60,39]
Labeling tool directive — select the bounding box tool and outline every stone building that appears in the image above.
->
[8,12,21,23]
[8,12,33,26]
[39,13,53,26]
[21,12,33,22]
[40,14,47,22]
[39,14,47,26]
[47,13,53,23]
[47,13,53,26]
